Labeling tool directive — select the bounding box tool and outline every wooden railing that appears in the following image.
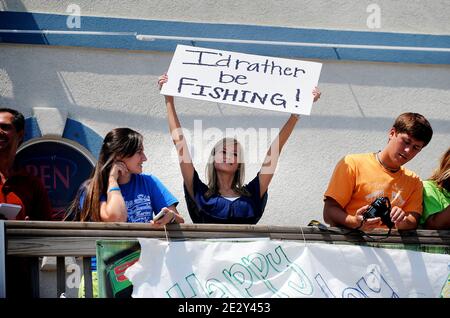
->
[2,220,450,298]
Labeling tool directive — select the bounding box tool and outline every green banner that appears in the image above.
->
[97,240,140,298]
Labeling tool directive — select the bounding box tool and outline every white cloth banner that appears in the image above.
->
[160,45,322,115]
[125,239,450,298]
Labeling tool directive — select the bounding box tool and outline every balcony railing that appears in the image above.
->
[2,220,449,298]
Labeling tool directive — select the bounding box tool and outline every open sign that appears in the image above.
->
[16,137,95,216]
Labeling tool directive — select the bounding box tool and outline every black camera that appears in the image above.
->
[363,197,394,228]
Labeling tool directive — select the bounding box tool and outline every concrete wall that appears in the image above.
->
[1,0,450,34]
[1,43,449,226]
[1,0,449,298]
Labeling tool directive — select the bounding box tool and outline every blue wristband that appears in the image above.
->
[108,187,121,192]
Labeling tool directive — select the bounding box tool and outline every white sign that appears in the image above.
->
[126,239,450,298]
[160,45,322,115]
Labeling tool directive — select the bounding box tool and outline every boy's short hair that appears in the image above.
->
[393,112,433,146]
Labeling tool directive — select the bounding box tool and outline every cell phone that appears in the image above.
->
[0,203,22,220]
[153,210,166,221]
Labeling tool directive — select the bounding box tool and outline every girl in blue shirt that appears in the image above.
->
[66,127,183,225]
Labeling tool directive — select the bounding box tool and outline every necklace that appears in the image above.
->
[376,151,400,173]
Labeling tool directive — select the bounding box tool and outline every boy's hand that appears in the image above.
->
[390,206,407,226]
[355,205,382,230]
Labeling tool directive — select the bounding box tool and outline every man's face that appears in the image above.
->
[387,128,425,166]
[0,112,23,153]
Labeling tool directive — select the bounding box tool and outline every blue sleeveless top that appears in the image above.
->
[184,170,268,224]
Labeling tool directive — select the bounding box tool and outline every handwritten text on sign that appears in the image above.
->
[126,239,450,298]
[160,45,322,115]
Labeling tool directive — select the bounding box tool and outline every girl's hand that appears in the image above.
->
[158,73,168,90]
[291,86,321,117]
[312,86,322,103]
[109,161,129,181]
[151,207,177,226]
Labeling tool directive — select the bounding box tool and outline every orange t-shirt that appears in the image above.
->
[0,172,53,220]
[0,183,25,219]
[324,153,423,216]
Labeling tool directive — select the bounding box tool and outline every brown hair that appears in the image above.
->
[393,112,433,146]
[429,147,450,192]
[65,128,143,221]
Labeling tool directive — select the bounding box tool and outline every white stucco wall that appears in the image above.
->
[1,0,450,34]
[1,43,449,226]
[1,0,449,299]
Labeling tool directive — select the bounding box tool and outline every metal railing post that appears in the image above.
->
[56,257,65,297]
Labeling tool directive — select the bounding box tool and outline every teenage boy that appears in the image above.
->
[323,113,433,231]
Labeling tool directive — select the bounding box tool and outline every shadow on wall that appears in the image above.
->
[1,48,448,134]
[23,117,103,158]
[0,1,448,137]
[14,102,449,136]
[0,0,71,116]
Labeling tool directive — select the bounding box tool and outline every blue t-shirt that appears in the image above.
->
[80,174,178,223]
[79,174,178,271]
[184,170,268,224]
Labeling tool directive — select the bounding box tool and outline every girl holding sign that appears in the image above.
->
[159,74,320,224]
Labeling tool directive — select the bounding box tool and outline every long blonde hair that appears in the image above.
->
[429,146,450,192]
[205,138,249,198]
